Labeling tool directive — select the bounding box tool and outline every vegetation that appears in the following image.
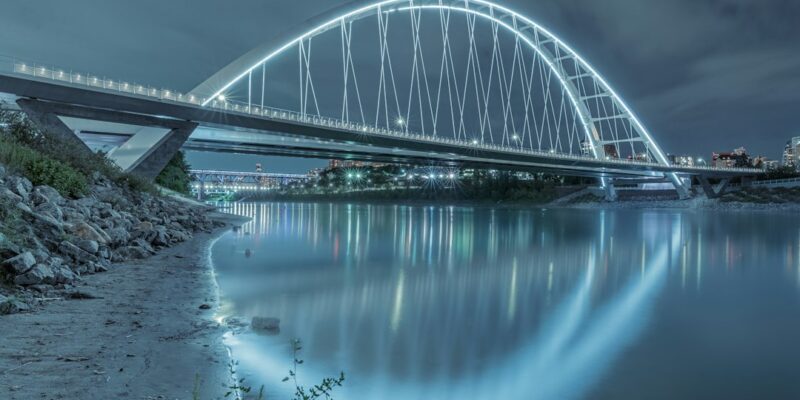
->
[0,108,156,196]
[0,134,88,198]
[758,165,800,181]
[720,187,800,204]
[239,166,585,204]
[194,339,344,400]
[155,151,192,194]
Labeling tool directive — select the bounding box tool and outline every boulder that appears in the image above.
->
[31,185,65,206]
[70,222,109,244]
[251,317,280,333]
[106,227,131,246]
[35,202,64,221]
[29,212,65,237]
[58,241,98,264]
[0,296,29,315]
[52,265,78,283]
[2,252,36,275]
[115,246,151,260]
[14,264,55,286]
[0,188,22,204]
[76,239,99,255]
[6,176,32,200]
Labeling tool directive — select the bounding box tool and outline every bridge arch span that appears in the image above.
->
[190,0,688,196]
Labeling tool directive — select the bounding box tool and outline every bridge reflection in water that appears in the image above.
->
[211,203,800,399]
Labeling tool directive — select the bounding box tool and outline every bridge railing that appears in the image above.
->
[0,57,761,175]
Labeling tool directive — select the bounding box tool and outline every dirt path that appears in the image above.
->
[0,219,243,399]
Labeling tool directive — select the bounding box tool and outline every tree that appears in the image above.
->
[155,151,192,194]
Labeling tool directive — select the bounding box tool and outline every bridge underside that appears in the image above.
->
[0,75,753,191]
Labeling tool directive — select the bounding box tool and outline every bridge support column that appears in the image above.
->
[603,179,618,202]
[698,176,731,199]
[16,99,196,181]
[668,174,691,200]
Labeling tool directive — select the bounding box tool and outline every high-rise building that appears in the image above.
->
[783,137,800,169]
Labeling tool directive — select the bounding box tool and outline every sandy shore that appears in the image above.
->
[0,212,248,400]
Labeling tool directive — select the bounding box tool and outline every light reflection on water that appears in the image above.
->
[212,202,800,399]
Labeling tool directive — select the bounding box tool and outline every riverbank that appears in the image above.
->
[0,211,248,399]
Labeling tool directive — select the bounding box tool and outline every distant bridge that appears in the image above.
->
[0,0,762,200]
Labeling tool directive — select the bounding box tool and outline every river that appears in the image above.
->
[211,202,800,399]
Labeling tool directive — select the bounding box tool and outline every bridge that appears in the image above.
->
[189,169,310,199]
[0,0,761,200]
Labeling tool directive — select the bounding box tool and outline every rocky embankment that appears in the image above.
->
[0,164,223,314]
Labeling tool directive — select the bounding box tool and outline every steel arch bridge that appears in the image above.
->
[0,0,762,200]
[189,0,689,197]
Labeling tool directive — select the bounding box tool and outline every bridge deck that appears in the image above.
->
[0,72,760,180]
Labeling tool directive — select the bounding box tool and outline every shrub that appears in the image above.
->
[156,151,192,195]
[0,136,88,198]
[0,108,157,195]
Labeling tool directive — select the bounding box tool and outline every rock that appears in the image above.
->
[130,238,155,254]
[0,232,22,260]
[52,264,78,284]
[14,264,55,286]
[198,303,212,310]
[106,227,131,246]
[115,246,151,260]
[0,164,5,179]
[2,252,36,275]
[70,222,109,245]
[135,221,154,232]
[251,317,280,333]
[35,201,64,221]
[0,296,29,315]
[58,241,98,264]
[29,212,65,237]
[15,201,32,214]
[0,188,22,204]
[31,185,65,206]
[152,227,169,247]
[76,240,99,255]
[66,289,101,300]
[6,176,32,200]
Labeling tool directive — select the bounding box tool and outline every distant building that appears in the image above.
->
[667,154,695,167]
[328,159,364,169]
[712,147,750,168]
[255,163,263,173]
[755,157,780,170]
[782,137,800,169]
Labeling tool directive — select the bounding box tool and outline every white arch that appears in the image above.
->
[190,0,688,196]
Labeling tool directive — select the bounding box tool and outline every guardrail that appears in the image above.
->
[0,56,761,175]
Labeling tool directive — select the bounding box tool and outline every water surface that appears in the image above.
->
[212,202,800,399]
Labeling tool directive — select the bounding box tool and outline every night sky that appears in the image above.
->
[1,0,798,173]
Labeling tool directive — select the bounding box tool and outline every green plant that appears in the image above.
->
[0,108,157,195]
[0,136,88,198]
[283,339,345,400]
[155,151,192,194]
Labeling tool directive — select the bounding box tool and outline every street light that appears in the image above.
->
[395,117,406,127]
